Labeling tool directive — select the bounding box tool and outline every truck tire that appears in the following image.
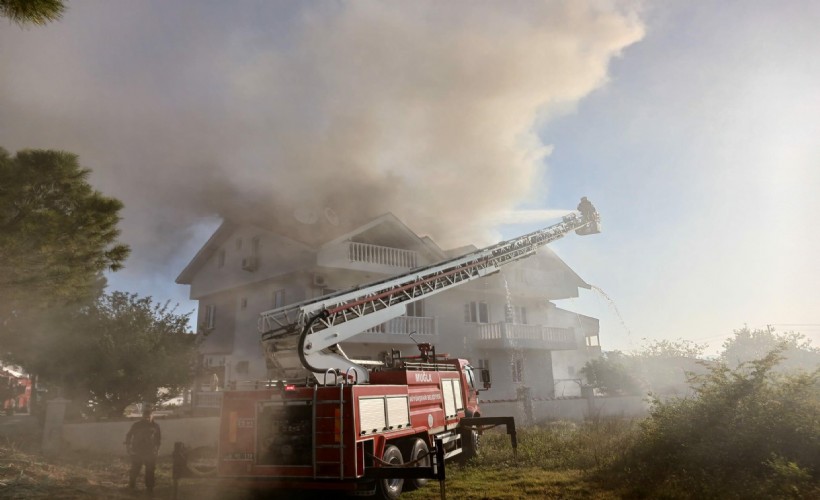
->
[401,438,430,491]
[376,444,404,500]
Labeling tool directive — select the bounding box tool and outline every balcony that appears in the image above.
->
[475,323,577,351]
[353,316,438,345]
[318,242,419,273]
[193,391,222,409]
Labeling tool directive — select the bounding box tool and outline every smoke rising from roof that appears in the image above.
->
[0,1,643,275]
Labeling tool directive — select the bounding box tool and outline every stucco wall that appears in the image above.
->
[62,417,220,456]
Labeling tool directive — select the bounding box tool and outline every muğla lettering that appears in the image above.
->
[414,372,433,383]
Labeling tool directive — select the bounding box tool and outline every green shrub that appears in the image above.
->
[608,350,820,499]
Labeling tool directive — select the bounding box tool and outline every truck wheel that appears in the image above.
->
[376,444,404,500]
[401,438,430,491]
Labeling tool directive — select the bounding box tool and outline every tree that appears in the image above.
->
[37,292,198,418]
[628,338,709,396]
[0,0,65,26]
[0,148,129,371]
[580,353,641,396]
[721,325,820,372]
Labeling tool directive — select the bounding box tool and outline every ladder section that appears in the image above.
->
[312,384,348,479]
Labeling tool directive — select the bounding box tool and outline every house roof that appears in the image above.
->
[176,221,238,284]
[541,246,590,289]
[175,220,315,284]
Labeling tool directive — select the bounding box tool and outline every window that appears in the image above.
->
[505,305,527,324]
[512,356,524,383]
[217,250,225,268]
[240,297,247,310]
[235,361,249,374]
[514,306,527,324]
[272,289,286,309]
[252,236,260,256]
[406,300,425,317]
[204,305,216,329]
[464,301,489,323]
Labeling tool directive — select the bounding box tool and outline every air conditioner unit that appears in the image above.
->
[312,273,327,287]
[241,256,258,272]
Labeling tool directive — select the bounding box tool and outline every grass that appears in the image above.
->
[401,420,636,500]
[0,420,633,499]
[403,467,622,500]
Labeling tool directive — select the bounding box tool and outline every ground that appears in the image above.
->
[0,415,620,499]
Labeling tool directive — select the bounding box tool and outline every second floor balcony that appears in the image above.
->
[475,323,578,351]
[318,241,420,273]
[354,315,438,345]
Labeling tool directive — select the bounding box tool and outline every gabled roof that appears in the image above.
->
[541,246,590,289]
[176,221,237,284]
[175,220,315,284]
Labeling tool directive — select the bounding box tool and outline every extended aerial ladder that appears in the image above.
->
[259,199,601,383]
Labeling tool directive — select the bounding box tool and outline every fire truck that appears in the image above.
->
[176,200,600,499]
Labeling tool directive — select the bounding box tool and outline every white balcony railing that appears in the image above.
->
[477,323,576,349]
[348,242,418,269]
[194,391,223,408]
[365,316,437,336]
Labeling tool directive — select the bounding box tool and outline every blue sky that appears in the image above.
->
[513,1,820,352]
[2,1,818,354]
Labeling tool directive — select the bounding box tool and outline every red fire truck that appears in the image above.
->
[175,200,601,499]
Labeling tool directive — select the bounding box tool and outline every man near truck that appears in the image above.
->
[125,407,161,494]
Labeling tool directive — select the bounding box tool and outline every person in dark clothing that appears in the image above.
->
[125,407,161,493]
[577,196,596,221]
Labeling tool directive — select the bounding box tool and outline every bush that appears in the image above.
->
[608,350,820,499]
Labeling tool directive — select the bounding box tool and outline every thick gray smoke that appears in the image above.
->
[0,1,643,274]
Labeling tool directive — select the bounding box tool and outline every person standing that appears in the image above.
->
[125,407,161,493]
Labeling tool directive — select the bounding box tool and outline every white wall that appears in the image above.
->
[62,417,220,456]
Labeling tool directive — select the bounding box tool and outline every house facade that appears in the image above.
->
[176,212,601,409]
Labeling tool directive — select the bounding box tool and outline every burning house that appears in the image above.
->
[176,211,601,412]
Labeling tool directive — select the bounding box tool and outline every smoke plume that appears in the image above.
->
[0,1,644,275]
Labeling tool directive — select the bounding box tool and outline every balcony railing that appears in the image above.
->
[348,242,418,269]
[194,391,223,409]
[476,323,577,350]
[355,316,437,344]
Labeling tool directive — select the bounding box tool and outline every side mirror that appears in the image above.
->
[480,369,491,390]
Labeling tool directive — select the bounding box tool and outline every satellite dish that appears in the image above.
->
[293,207,319,225]
[324,207,339,226]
